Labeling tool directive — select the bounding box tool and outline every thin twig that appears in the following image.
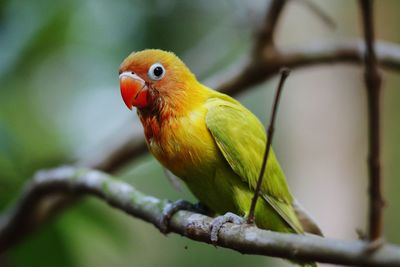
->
[1,166,400,266]
[294,0,336,29]
[247,68,291,224]
[359,0,384,242]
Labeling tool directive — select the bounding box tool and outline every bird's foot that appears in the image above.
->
[159,200,208,234]
[210,212,245,244]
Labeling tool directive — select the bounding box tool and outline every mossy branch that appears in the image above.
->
[1,166,400,267]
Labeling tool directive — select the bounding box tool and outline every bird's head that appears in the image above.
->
[119,49,197,111]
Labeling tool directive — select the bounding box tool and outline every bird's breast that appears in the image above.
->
[141,108,218,179]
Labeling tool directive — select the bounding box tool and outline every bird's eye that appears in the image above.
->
[148,63,165,81]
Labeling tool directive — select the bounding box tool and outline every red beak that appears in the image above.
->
[119,72,149,109]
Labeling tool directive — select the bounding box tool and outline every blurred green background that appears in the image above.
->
[0,0,399,266]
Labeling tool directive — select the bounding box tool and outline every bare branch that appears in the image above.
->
[253,0,287,55]
[1,166,400,266]
[218,39,400,96]
[247,68,290,223]
[359,0,384,242]
[78,131,148,172]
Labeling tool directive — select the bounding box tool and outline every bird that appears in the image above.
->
[119,49,322,265]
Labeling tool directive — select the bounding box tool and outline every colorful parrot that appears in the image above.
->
[119,49,322,265]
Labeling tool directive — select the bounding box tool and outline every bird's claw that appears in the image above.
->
[159,200,208,234]
[210,212,244,244]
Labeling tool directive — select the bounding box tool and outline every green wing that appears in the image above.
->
[205,96,303,233]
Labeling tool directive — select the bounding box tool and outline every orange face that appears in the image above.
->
[119,49,195,111]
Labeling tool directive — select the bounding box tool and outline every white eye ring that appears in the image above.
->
[147,63,165,81]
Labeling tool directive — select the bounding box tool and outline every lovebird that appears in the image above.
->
[119,49,322,264]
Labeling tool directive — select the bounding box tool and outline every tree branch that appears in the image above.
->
[359,0,384,242]
[218,39,400,96]
[78,131,148,172]
[253,0,287,55]
[1,166,400,266]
